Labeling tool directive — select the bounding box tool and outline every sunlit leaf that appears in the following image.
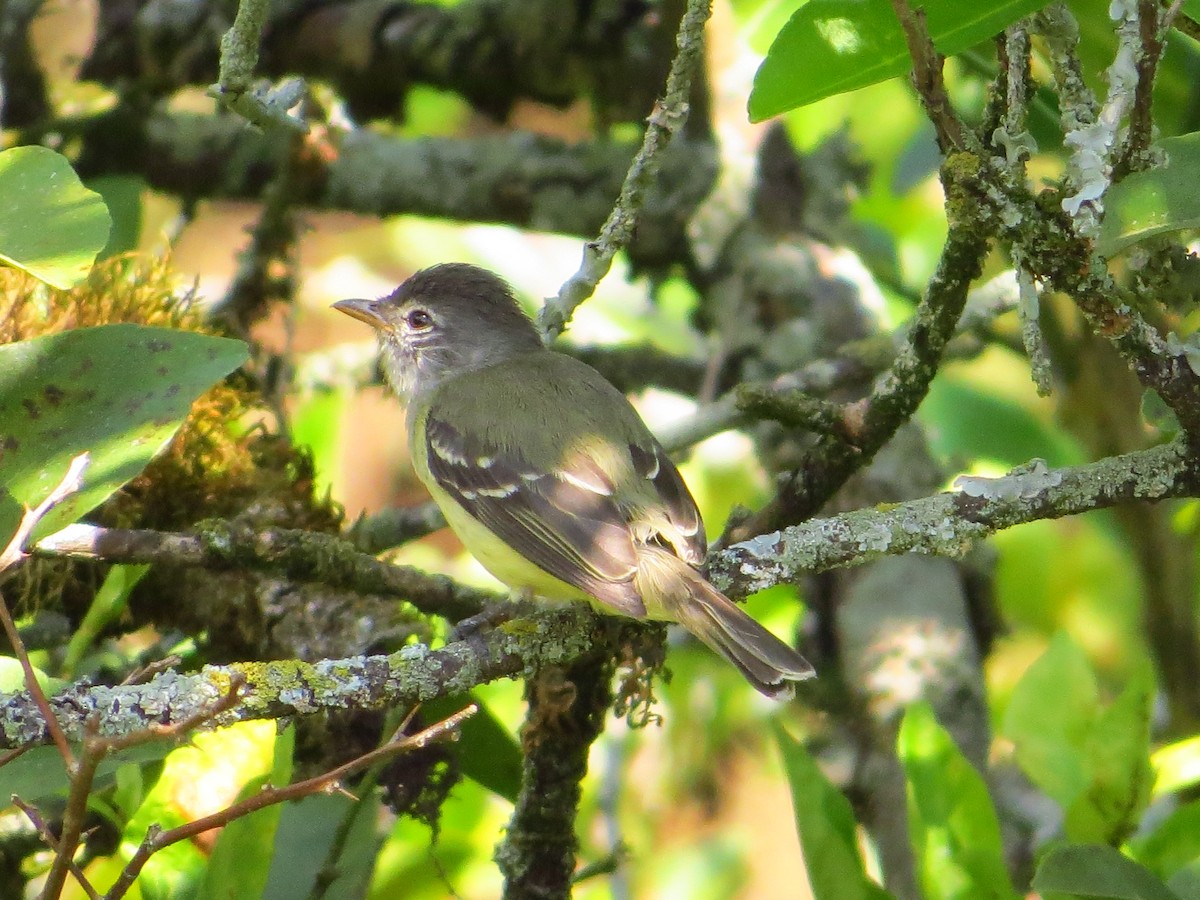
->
[0,146,111,288]
[122,721,279,898]
[1153,735,1200,798]
[0,324,247,542]
[200,725,295,900]
[750,0,1048,121]
[776,724,894,900]
[1001,632,1098,806]
[1099,133,1200,256]
[899,702,1016,899]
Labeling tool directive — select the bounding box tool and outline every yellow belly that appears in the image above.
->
[427,479,590,602]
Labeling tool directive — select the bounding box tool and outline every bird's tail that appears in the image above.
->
[636,547,816,698]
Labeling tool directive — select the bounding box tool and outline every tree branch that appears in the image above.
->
[729,153,992,538]
[709,440,1199,597]
[64,112,716,269]
[0,607,605,750]
[78,0,678,123]
[497,657,615,899]
[539,0,713,338]
[34,519,497,622]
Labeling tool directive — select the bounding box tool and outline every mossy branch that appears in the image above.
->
[0,607,603,750]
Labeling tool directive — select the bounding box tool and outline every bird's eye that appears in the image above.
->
[406,309,434,331]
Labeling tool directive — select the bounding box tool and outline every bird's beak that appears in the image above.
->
[333,298,387,330]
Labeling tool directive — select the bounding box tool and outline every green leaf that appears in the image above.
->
[87,175,145,259]
[0,324,248,542]
[1001,632,1099,807]
[1134,800,1200,884]
[775,724,894,900]
[200,724,295,900]
[423,694,521,803]
[0,740,174,807]
[1099,133,1200,256]
[0,655,65,694]
[749,0,1048,121]
[64,563,151,676]
[898,701,1016,900]
[1064,675,1152,845]
[0,146,112,288]
[922,377,1085,469]
[264,792,382,899]
[1033,844,1181,899]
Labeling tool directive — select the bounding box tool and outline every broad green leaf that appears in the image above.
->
[1132,800,1200,883]
[423,694,521,803]
[1032,844,1181,900]
[87,175,145,258]
[1099,133,1200,256]
[200,724,295,900]
[264,792,382,899]
[898,702,1016,900]
[922,377,1085,470]
[0,742,173,807]
[749,0,1048,121]
[1064,675,1152,845]
[1001,631,1099,807]
[0,146,111,288]
[776,724,894,900]
[64,563,151,676]
[0,324,248,542]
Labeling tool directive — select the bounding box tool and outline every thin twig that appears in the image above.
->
[10,797,100,900]
[105,705,476,900]
[0,453,90,573]
[890,0,965,151]
[35,519,497,622]
[538,0,713,339]
[208,0,307,132]
[0,452,90,767]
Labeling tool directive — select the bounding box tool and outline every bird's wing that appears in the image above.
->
[423,414,648,617]
[627,441,706,566]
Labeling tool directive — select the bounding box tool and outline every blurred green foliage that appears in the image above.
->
[8,1,1200,898]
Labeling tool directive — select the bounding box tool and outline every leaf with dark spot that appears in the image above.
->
[0,323,248,542]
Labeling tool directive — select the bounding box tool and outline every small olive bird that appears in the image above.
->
[334,264,814,697]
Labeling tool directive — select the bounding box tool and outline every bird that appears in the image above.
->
[334,263,815,697]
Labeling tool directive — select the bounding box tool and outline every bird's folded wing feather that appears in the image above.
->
[424,415,648,616]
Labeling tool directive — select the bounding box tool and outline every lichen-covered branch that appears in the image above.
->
[729,153,993,537]
[497,656,615,900]
[63,112,716,268]
[209,0,307,131]
[708,440,1199,597]
[0,606,603,750]
[34,520,497,622]
[539,0,713,338]
[77,0,677,124]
